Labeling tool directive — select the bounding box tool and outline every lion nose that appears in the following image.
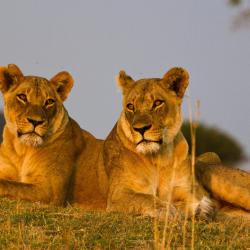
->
[27,118,45,127]
[133,124,152,136]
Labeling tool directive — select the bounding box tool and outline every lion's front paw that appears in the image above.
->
[195,196,216,221]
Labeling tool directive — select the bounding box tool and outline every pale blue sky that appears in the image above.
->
[0,0,249,162]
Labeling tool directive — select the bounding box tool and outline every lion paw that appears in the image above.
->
[195,196,216,221]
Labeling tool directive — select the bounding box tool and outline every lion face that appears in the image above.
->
[117,68,189,154]
[0,64,73,147]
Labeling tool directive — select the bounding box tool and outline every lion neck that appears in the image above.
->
[116,112,189,167]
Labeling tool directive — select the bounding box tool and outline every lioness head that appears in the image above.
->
[0,64,73,147]
[117,67,189,154]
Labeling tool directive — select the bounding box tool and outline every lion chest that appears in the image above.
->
[0,147,59,184]
[127,158,191,202]
[158,169,191,201]
[2,152,47,183]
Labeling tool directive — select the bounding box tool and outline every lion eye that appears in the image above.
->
[126,103,134,111]
[45,98,55,107]
[153,99,164,108]
[17,94,27,103]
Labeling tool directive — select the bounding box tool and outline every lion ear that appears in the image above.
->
[162,67,189,98]
[0,64,24,93]
[50,71,74,101]
[116,70,135,93]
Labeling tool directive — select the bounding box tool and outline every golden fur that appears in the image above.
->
[0,64,95,205]
[74,68,250,219]
[73,68,213,219]
[1,64,248,219]
[196,153,250,217]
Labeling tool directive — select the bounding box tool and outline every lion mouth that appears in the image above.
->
[17,131,42,138]
[137,139,163,145]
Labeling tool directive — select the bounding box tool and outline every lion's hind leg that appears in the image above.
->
[217,203,250,219]
[196,152,221,165]
[196,160,250,214]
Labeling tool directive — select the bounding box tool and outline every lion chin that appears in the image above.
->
[19,133,44,147]
[136,141,161,154]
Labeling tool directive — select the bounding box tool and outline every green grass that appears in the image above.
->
[0,198,249,249]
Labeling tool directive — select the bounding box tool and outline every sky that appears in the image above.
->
[0,0,249,167]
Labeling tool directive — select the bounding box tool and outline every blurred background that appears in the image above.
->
[0,0,249,170]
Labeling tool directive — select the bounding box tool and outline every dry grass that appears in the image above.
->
[0,198,249,249]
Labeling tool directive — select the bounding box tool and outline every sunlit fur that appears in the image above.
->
[0,64,96,206]
[73,68,214,219]
[20,133,44,147]
[3,75,69,147]
[118,78,184,155]
[74,68,250,219]
[111,69,213,218]
[136,141,160,154]
[196,153,250,218]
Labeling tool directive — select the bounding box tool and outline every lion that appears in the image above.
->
[74,67,250,219]
[0,64,97,205]
[73,67,213,219]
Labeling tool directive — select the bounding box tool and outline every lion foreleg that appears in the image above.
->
[107,190,177,219]
[0,179,56,204]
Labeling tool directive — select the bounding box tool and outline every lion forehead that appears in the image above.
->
[14,76,56,100]
[128,78,162,96]
[125,78,175,107]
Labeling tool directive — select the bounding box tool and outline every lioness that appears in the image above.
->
[0,64,97,205]
[74,67,212,218]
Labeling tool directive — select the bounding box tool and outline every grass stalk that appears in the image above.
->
[187,98,200,250]
[153,164,160,250]
[153,195,159,250]
[161,161,177,249]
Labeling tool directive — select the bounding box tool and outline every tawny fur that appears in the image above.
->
[196,153,250,217]
[0,64,96,205]
[1,64,249,220]
[73,68,213,219]
[74,68,250,219]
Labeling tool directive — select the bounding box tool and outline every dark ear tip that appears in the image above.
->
[8,64,17,68]
[51,71,74,84]
[163,67,189,80]
[6,64,23,77]
[118,70,126,78]
[7,64,20,72]
[59,70,71,76]
[162,67,189,98]
[116,70,126,84]
[50,71,74,101]
[62,71,74,84]
[179,68,189,80]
